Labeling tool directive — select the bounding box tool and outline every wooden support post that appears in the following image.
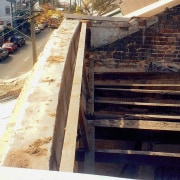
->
[84,57,95,174]
[84,121,95,174]
[79,105,90,150]
[87,60,94,115]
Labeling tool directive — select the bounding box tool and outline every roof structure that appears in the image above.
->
[120,0,180,17]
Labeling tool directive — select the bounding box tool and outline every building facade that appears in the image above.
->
[0,0,27,26]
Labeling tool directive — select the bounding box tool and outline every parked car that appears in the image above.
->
[2,42,18,53]
[35,27,41,34]
[8,36,26,47]
[0,47,9,61]
[37,23,46,30]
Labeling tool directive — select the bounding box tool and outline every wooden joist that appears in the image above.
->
[76,149,180,167]
[95,99,180,108]
[94,112,180,121]
[94,72,180,79]
[95,87,180,95]
[94,119,180,131]
[95,83,180,90]
[95,84,180,87]
[79,105,90,150]
[95,79,180,86]
[95,149,180,167]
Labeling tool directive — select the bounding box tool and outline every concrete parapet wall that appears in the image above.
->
[1,19,81,170]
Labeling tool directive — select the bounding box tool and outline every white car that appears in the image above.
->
[0,47,9,61]
[35,27,41,34]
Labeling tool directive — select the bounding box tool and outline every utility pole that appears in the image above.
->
[11,1,13,27]
[30,0,37,65]
[69,0,71,13]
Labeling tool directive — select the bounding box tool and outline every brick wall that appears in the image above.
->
[92,5,180,72]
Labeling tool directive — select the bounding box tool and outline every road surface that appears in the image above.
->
[0,28,54,79]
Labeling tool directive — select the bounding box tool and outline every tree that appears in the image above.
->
[80,0,116,15]
[93,0,116,15]
[81,0,92,15]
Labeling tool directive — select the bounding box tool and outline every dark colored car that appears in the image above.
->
[2,42,18,53]
[0,47,9,61]
[8,36,26,47]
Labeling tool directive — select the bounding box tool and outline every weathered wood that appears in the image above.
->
[95,84,180,87]
[94,112,180,121]
[95,87,180,95]
[94,96,180,106]
[84,121,95,174]
[95,79,180,86]
[95,99,180,108]
[94,72,180,80]
[95,83,180,90]
[79,104,90,150]
[125,114,180,121]
[94,119,180,131]
[83,68,91,98]
[59,23,87,172]
[76,149,180,167]
[87,60,94,115]
[95,149,180,167]
[64,13,130,23]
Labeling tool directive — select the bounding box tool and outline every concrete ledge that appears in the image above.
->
[1,19,81,170]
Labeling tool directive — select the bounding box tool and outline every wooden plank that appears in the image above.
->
[95,149,180,167]
[95,80,180,86]
[94,72,180,80]
[84,60,95,173]
[95,87,180,95]
[94,97,180,106]
[94,112,180,121]
[82,68,91,98]
[126,114,180,120]
[64,13,130,23]
[87,60,94,115]
[95,99,180,108]
[79,104,90,150]
[96,149,180,158]
[84,121,95,174]
[59,23,87,172]
[76,149,180,167]
[94,119,180,131]
[95,83,180,87]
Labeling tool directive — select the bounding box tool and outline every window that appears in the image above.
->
[5,6,10,15]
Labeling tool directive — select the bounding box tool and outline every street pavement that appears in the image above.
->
[0,28,54,79]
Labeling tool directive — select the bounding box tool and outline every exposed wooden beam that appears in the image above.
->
[95,84,180,87]
[76,149,180,167]
[95,99,180,108]
[64,13,130,23]
[82,68,91,98]
[94,119,180,131]
[84,121,95,174]
[79,105,90,150]
[59,22,87,172]
[87,60,94,115]
[94,112,180,121]
[95,79,180,86]
[95,88,180,95]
